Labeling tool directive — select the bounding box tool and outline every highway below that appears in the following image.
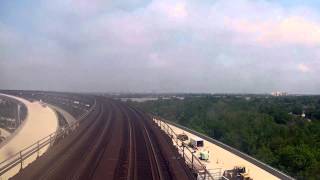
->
[0,93,58,170]
[6,92,195,180]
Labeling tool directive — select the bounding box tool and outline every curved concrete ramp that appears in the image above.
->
[0,94,58,178]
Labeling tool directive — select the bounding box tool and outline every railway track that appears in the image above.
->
[113,104,134,180]
[129,106,169,180]
[11,94,195,180]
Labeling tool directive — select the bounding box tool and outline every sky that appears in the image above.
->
[0,0,320,94]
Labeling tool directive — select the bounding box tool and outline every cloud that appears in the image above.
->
[257,16,320,46]
[297,63,311,73]
[222,11,320,46]
[0,0,320,93]
[147,52,170,68]
[152,1,188,20]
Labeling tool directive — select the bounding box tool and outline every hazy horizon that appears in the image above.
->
[1,0,320,94]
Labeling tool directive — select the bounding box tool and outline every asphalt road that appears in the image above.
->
[11,95,195,180]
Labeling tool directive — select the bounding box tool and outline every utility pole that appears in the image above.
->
[17,103,21,127]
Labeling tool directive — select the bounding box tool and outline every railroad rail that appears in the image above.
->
[113,104,171,180]
[111,104,195,180]
[130,107,168,180]
[112,103,133,179]
[6,97,197,180]
[0,99,97,178]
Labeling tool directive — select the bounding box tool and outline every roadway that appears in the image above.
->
[0,94,58,158]
[12,95,195,180]
[0,93,58,179]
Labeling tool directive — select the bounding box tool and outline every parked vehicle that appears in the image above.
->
[189,137,204,148]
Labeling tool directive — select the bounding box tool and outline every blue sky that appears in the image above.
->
[1,0,320,93]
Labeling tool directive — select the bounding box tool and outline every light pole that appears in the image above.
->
[17,104,21,127]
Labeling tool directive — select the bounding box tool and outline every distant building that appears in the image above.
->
[271,91,288,96]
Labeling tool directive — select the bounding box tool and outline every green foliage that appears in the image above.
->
[131,95,320,179]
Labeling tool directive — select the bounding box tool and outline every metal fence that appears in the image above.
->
[0,100,96,178]
[152,116,224,180]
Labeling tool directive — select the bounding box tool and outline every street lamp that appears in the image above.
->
[17,104,21,127]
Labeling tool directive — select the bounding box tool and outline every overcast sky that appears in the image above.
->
[1,0,320,93]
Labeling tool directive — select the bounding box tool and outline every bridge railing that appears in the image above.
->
[152,116,224,180]
[0,99,96,178]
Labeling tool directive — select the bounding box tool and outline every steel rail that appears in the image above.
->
[58,103,107,180]
[125,107,135,180]
[127,106,166,180]
[142,124,165,180]
[40,102,104,180]
[113,102,136,180]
